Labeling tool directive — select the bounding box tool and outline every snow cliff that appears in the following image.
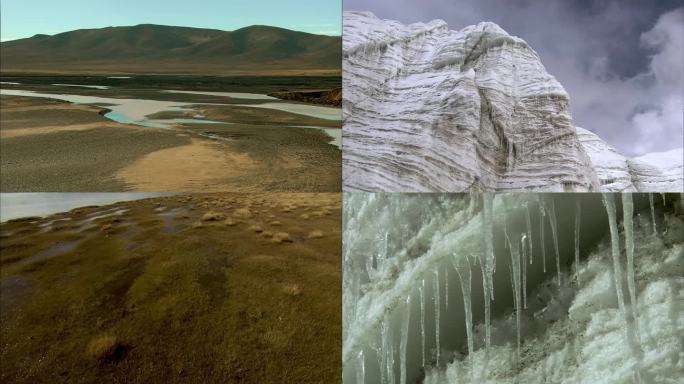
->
[343,12,683,192]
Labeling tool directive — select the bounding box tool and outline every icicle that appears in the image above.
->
[433,268,441,365]
[356,350,365,384]
[621,193,640,341]
[477,252,491,350]
[378,231,389,270]
[602,194,628,322]
[381,316,388,384]
[483,193,495,299]
[400,295,411,384]
[547,199,561,286]
[366,251,375,281]
[540,202,547,273]
[420,279,426,368]
[455,256,474,359]
[525,203,533,265]
[382,311,395,384]
[575,199,581,287]
[507,235,522,358]
[445,267,449,311]
[649,193,656,234]
[482,194,495,350]
[520,234,528,309]
[661,192,666,207]
[604,193,644,380]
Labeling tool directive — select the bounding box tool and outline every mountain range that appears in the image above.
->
[0,24,341,75]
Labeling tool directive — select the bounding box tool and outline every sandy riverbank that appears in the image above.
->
[1,89,341,192]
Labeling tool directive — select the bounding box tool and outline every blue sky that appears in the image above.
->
[0,0,341,41]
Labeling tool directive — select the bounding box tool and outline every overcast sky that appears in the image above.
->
[345,0,683,156]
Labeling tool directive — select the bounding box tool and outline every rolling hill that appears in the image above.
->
[0,24,341,75]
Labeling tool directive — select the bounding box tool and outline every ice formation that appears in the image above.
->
[342,193,683,383]
[577,128,684,192]
[342,11,683,192]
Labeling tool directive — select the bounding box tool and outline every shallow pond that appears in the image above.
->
[0,193,172,222]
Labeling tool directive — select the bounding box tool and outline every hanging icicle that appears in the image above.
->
[575,199,581,287]
[455,256,474,359]
[540,201,547,273]
[602,194,628,327]
[433,268,441,365]
[477,252,491,351]
[507,235,522,359]
[400,295,411,384]
[356,350,365,384]
[419,279,426,369]
[547,198,561,286]
[649,193,657,235]
[621,193,640,342]
[482,194,495,349]
[525,203,533,265]
[520,234,528,309]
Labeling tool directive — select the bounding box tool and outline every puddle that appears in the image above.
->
[158,207,188,234]
[234,102,341,121]
[38,217,73,233]
[126,240,146,252]
[38,217,72,228]
[0,81,21,85]
[0,276,31,318]
[52,84,110,90]
[120,225,146,251]
[86,208,129,222]
[74,208,129,232]
[19,238,85,266]
[161,90,277,100]
[107,76,132,79]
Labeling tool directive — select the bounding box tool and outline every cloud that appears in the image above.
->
[630,8,683,155]
[344,0,684,156]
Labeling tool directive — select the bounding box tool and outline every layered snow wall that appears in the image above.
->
[342,11,683,192]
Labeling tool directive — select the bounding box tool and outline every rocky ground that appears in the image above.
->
[268,88,342,106]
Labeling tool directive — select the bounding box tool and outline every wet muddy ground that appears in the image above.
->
[0,192,341,383]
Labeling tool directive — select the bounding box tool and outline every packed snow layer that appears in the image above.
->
[342,12,683,192]
[577,128,684,192]
[342,192,683,384]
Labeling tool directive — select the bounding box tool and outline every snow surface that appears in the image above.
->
[577,127,684,192]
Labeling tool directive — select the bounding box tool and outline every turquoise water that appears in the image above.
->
[1,87,342,148]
